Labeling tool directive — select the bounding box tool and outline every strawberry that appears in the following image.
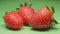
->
[17,2,34,25]
[29,6,58,29]
[4,11,23,30]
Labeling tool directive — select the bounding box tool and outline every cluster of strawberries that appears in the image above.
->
[3,2,58,30]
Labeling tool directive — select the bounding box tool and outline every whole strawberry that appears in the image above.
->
[29,6,58,29]
[4,11,23,30]
[17,2,34,25]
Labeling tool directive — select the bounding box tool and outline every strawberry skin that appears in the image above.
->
[18,6,34,25]
[29,7,52,29]
[4,11,23,29]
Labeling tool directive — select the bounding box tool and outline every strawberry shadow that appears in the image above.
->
[31,28,50,31]
[6,26,20,31]
[24,23,30,27]
[31,27,58,31]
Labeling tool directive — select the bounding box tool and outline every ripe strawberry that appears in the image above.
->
[29,6,58,29]
[17,2,34,25]
[4,11,23,30]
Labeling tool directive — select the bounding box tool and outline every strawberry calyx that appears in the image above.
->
[53,19,58,24]
[16,2,32,10]
[29,3,32,7]
[51,6,55,14]
[5,12,8,14]
[52,18,58,25]
[24,2,27,6]
[16,8,19,10]
[51,6,58,24]
[46,6,58,25]
[20,4,23,7]
[2,12,8,18]
[46,6,50,10]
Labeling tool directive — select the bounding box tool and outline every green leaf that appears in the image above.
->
[24,2,27,6]
[52,17,58,24]
[53,19,58,24]
[46,6,50,10]
[20,4,23,7]
[51,6,55,14]
[16,8,19,10]
[29,3,32,7]
[51,17,58,26]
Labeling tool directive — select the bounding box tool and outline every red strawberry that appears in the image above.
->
[29,6,58,29]
[4,11,23,30]
[18,2,34,25]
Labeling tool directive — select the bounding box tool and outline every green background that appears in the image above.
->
[0,0,60,34]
